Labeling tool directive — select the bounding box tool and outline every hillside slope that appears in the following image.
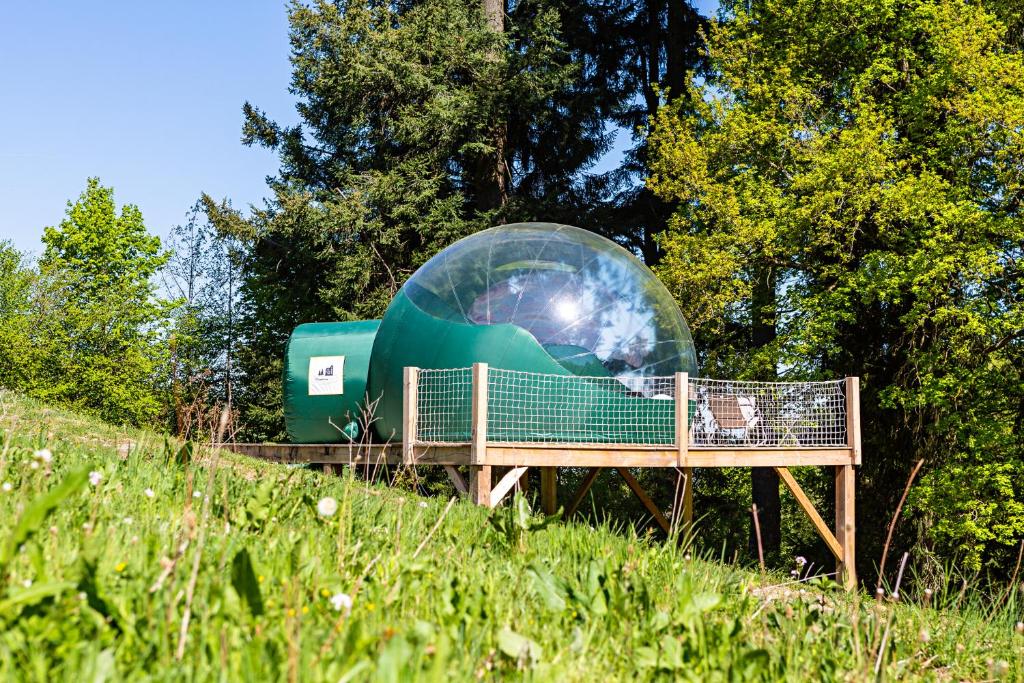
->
[0,390,1019,681]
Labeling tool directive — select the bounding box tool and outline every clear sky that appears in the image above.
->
[0,2,718,257]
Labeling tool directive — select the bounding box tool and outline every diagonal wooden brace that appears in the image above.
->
[774,466,843,561]
[489,466,529,508]
[444,465,467,495]
[616,467,672,535]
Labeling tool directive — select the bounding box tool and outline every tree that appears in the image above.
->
[37,178,171,426]
[208,0,626,439]
[0,242,38,393]
[164,201,243,436]
[648,0,1024,573]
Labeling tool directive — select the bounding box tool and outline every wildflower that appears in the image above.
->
[317,496,338,517]
[82,522,93,532]
[21,579,32,588]
[330,592,353,614]
[919,629,930,643]
[89,471,103,487]
[49,526,57,535]
[144,488,155,498]
[33,449,52,464]
[1016,622,1023,634]
[122,517,133,525]
[287,608,296,617]
[115,562,127,573]
[794,556,807,567]
[130,535,139,545]
[1,482,11,492]
[301,606,309,615]
[790,570,799,578]
[258,575,265,583]
[419,501,428,508]
[320,588,330,598]
[77,592,87,601]
[30,461,39,470]
[192,490,202,499]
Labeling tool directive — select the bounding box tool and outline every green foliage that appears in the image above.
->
[648,0,1024,572]
[0,390,1020,680]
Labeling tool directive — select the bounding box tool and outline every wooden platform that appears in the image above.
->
[226,365,861,590]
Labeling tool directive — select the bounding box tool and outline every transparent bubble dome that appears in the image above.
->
[402,222,697,379]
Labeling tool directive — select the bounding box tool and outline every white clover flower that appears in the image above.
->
[419,501,428,508]
[144,488,155,498]
[33,449,52,464]
[29,461,39,470]
[1016,621,1023,634]
[1,482,11,492]
[122,517,133,525]
[82,522,93,532]
[317,497,338,517]
[330,592,353,613]
[795,556,807,567]
[192,490,202,499]
[790,570,799,577]
[21,579,31,588]
[88,471,103,487]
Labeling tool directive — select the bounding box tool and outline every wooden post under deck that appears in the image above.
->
[675,373,693,535]
[836,376,860,589]
[469,363,491,506]
[540,467,558,515]
[402,366,419,465]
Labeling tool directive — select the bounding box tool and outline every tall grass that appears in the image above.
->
[0,389,1020,681]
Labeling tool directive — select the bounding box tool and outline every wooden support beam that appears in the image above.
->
[322,463,336,477]
[845,377,862,465]
[565,467,601,519]
[469,363,490,506]
[836,464,857,590]
[677,467,694,534]
[540,467,558,515]
[490,466,529,508]
[616,467,671,535]
[774,466,843,561]
[443,465,467,495]
[676,372,688,467]
[402,366,419,464]
[469,466,491,506]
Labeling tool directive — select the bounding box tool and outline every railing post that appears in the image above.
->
[675,372,693,534]
[402,366,419,465]
[845,376,862,465]
[469,363,491,506]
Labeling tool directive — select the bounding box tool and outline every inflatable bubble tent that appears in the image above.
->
[366,222,698,441]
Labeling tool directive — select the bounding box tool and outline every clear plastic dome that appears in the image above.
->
[402,223,697,379]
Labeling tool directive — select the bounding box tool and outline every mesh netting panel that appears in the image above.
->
[487,369,677,445]
[688,378,847,447]
[413,368,848,448]
[416,368,473,443]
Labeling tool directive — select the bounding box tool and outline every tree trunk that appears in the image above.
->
[476,0,509,212]
[749,265,781,559]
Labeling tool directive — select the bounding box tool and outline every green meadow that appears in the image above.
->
[0,389,1020,681]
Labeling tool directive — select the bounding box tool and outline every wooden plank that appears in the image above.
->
[836,464,857,590]
[485,446,856,468]
[443,465,467,495]
[469,466,491,507]
[229,443,856,468]
[616,467,671,535]
[846,377,862,465]
[402,366,419,464]
[565,467,601,519]
[681,467,694,531]
[774,466,843,561]
[471,363,488,466]
[540,467,558,515]
[676,372,688,467]
[489,466,529,507]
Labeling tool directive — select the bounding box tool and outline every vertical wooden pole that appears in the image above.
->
[675,372,688,467]
[402,366,419,465]
[469,363,491,507]
[540,467,558,515]
[675,372,693,535]
[836,464,857,590]
[845,377,862,465]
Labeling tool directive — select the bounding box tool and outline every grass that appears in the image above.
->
[0,389,1020,681]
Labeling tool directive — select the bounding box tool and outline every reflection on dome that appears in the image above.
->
[402,223,697,381]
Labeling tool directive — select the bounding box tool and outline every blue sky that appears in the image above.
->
[1,1,718,256]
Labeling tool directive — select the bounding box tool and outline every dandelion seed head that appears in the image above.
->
[330,592,353,613]
[317,497,338,517]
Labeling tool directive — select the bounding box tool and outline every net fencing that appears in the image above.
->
[413,367,848,448]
